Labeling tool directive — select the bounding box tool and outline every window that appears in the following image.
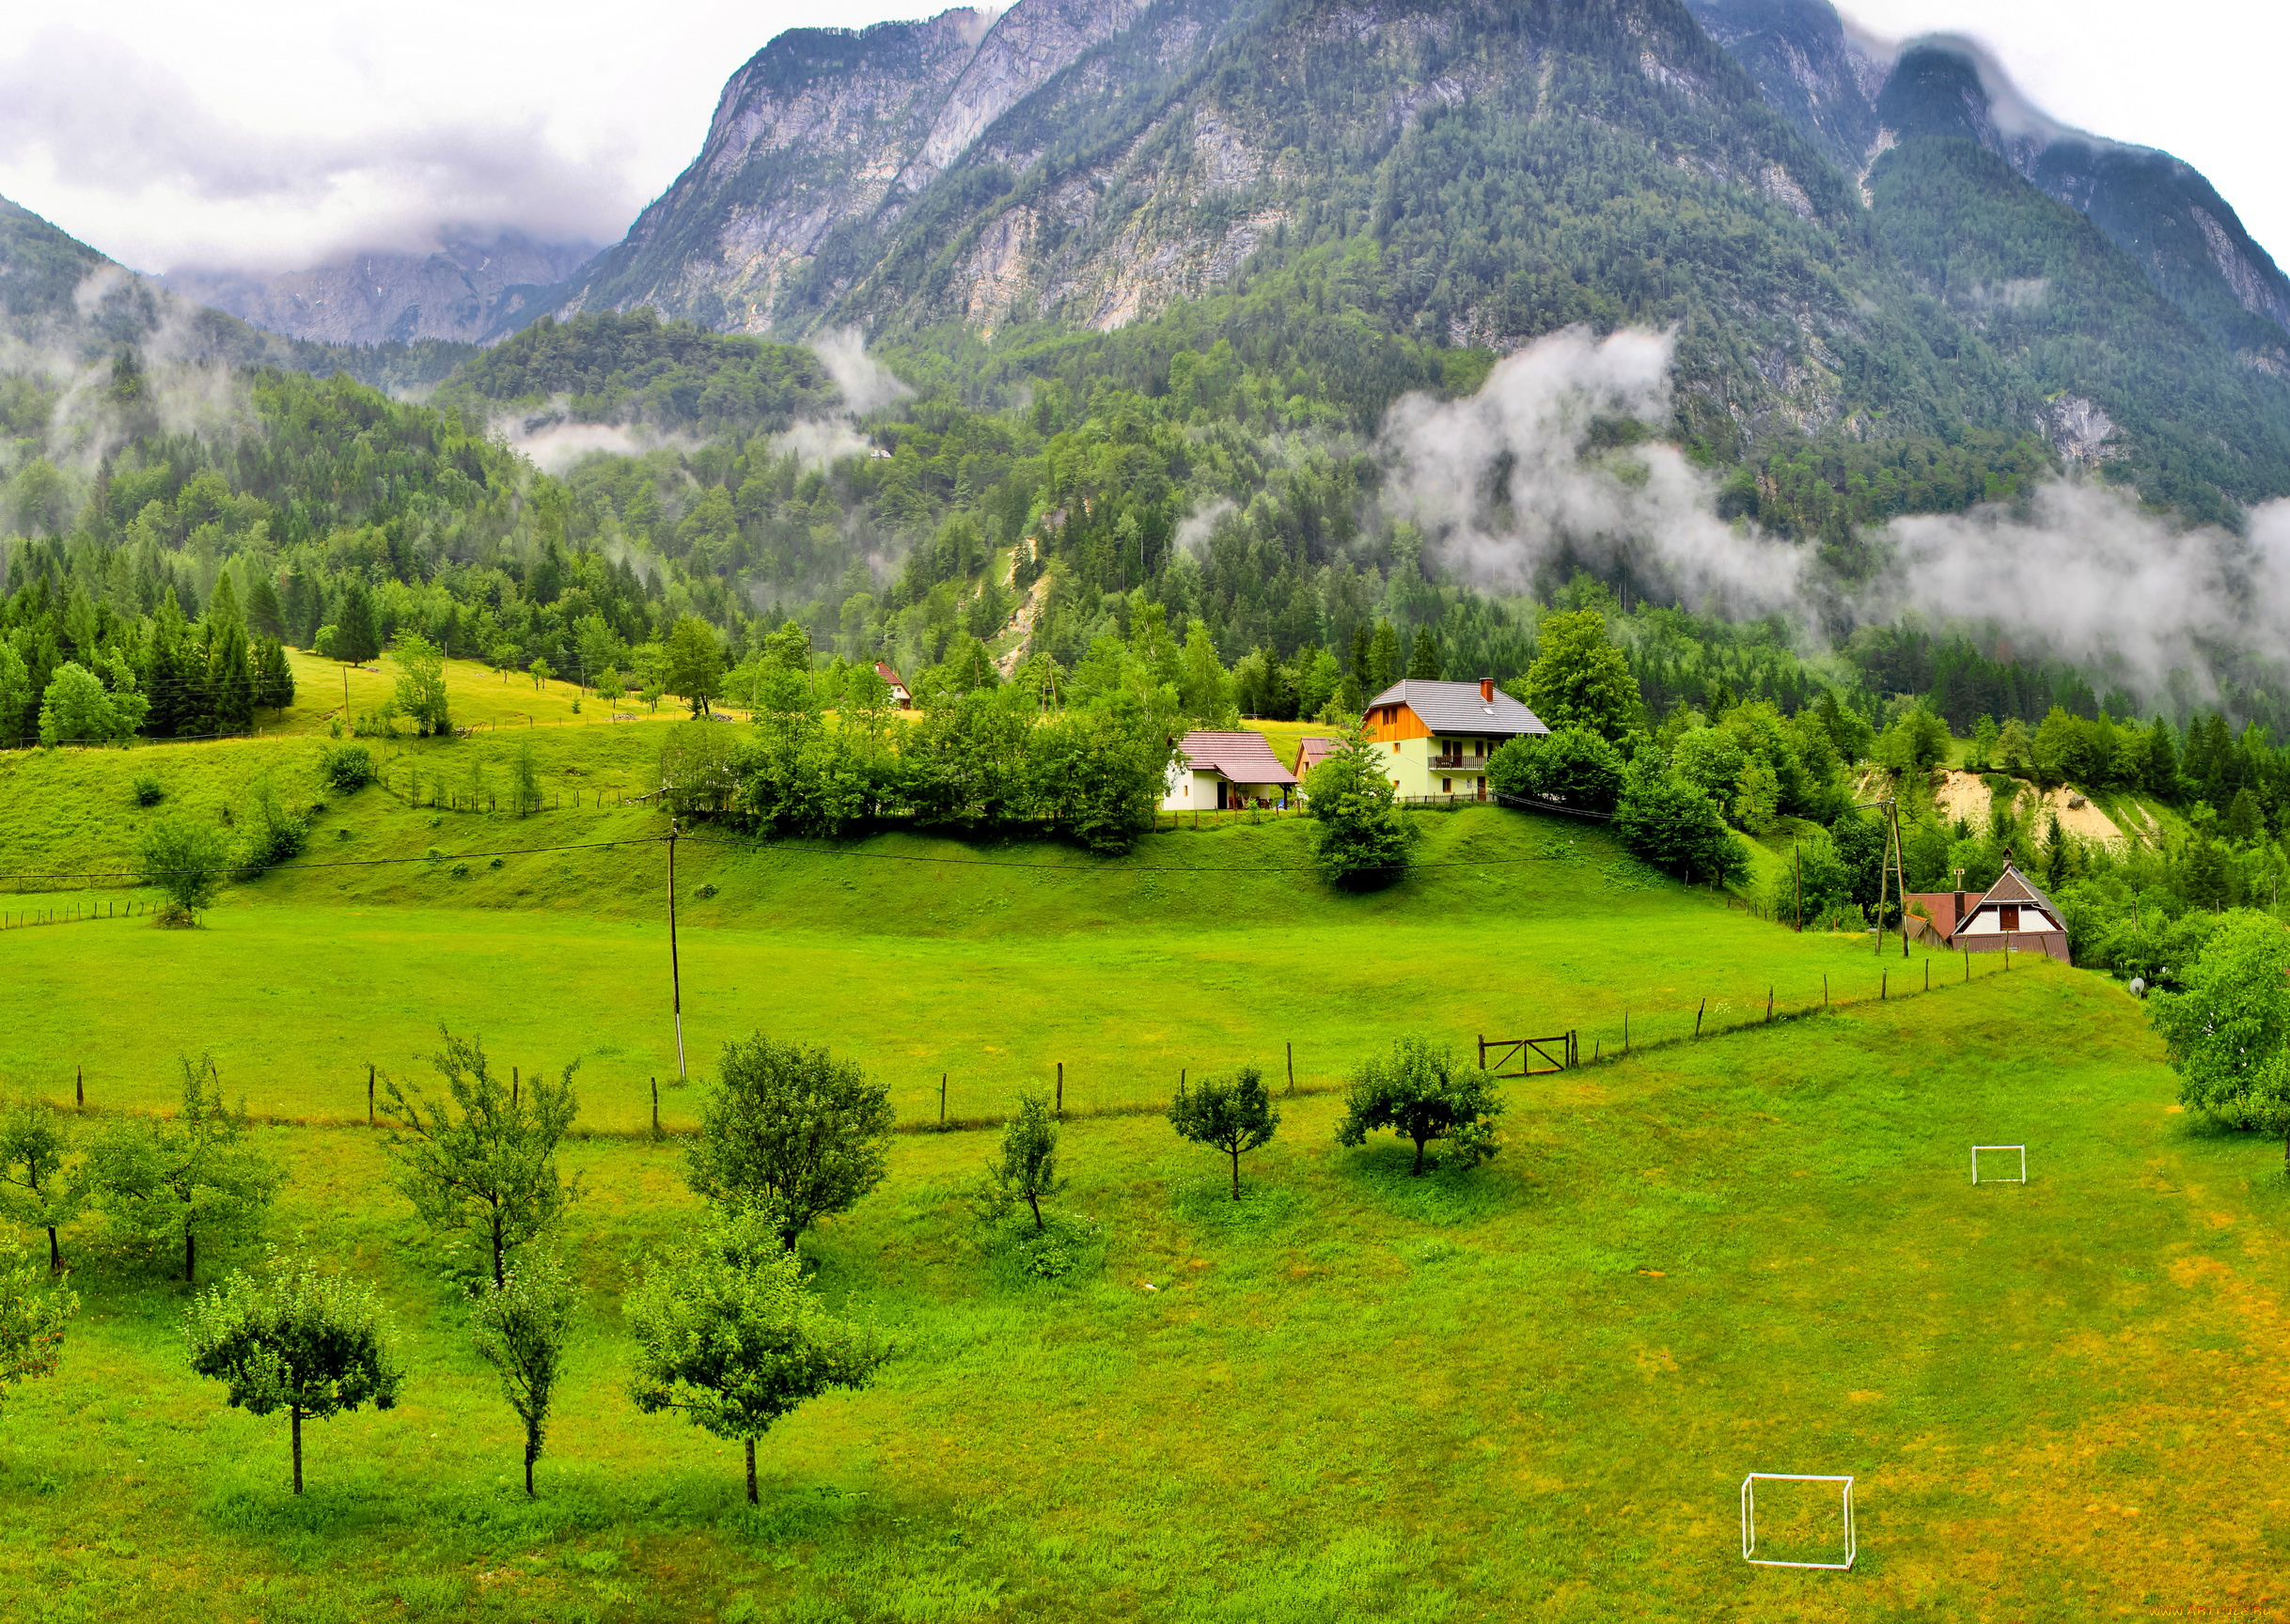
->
[1441,777,1452,793]
[1999,905,2020,931]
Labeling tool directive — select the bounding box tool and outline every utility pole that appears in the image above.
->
[667,820,686,1082]
[1891,799,1911,959]
[1793,840,1802,932]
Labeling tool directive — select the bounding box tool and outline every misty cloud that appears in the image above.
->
[809,328,913,416]
[1380,324,2290,701]
[0,27,629,269]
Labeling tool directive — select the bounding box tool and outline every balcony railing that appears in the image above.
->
[1429,753,1480,770]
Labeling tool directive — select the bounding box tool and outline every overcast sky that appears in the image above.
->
[0,0,2280,277]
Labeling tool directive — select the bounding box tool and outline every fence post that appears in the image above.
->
[1695,998,1706,1038]
[76,1065,84,1111]
[1056,1062,1063,1119]
[1925,960,1931,992]
[1623,1011,1629,1053]
[1766,989,1773,1023]
[1824,975,1828,1007]
[1478,1034,1486,1070]
[368,1063,375,1126]
[652,1078,661,1139]
[1286,1040,1295,1095]
[1882,971,1888,1001]
[939,1072,948,1126]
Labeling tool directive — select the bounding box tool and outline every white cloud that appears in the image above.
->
[1382,325,2290,702]
[809,328,914,416]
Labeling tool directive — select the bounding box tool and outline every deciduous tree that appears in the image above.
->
[1305,726,1412,889]
[392,632,451,735]
[1337,1038,1502,1176]
[1520,611,1640,742]
[86,1057,281,1282]
[0,1241,76,1416]
[626,1209,886,1504]
[137,814,232,923]
[184,1250,401,1493]
[2152,912,2290,1162]
[380,1030,579,1288]
[688,1035,894,1250]
[1169,1067,1280,1198]
[0,1104,82,1272]
[976,1094,1066,1230]
[470,1248,576,1496]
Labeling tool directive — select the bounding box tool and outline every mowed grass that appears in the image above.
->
[0,780,1920,1129]
[2,966,2279,1622]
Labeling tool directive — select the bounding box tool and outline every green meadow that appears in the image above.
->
[0,726,2280,1620]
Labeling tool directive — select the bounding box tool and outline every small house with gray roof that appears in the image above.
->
[1360,679,1549,801]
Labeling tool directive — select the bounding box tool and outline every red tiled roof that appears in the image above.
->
[1175,730,1298,785]
[1294,736,1337,776]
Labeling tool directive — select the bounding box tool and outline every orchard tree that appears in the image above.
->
[626,1209,887,1505]
[184,1250,402,1493]
[1337,1038,1503,1176]
[687,1035,894,1251]
[1305,726,1412,889]
[470,1248,577,1496]
[380,1030,580,1288]
[0,1241,77,1416]
[0,1103,83,1271]
[976,1094,1066,1231]
[138,814,233,924]
[1521,611,1640,742]
[1169,1067,1280,1198]
[86,1056,281,1283]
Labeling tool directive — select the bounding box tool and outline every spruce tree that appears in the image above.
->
[210,623,254,732]
[245,574,285,640]
[335,583,382,665]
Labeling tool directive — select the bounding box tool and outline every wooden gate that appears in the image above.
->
[1479,1032,1576,1077]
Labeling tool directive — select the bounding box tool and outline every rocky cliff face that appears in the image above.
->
[554,0,1162,333]
[1691,0,2290,367]
[162,233,594,347]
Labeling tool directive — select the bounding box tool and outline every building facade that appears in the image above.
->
[1359,679,1550,800]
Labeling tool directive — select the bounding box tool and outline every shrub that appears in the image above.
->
[319,743,376,792]
[1336,1038,1502,1176]
[1486,726,1625,813]
[131,773,165,807]
[1613,760,1749,884]
[1305,728,1413,889]
[138,815,232,923]
[241,783,308,872]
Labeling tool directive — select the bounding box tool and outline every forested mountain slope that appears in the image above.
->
[0,195,471,392]
[527,0,2290,524]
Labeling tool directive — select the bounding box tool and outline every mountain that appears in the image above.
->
[1688,0,2290,372]
[523,0,2290,526]
[0,194,473,390]
[162,232,596,348]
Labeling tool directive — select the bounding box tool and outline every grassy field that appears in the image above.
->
[1,724,2274,1620]
[3,964,2282,1621]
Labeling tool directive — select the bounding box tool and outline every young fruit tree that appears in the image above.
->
[380,1030,581,1288]
[975,1093,1067,1230]
[626,1209,887,1504]
[687,1035,894,1251]
[1336,1038,1503,1176]
[2151,912,2290,1163]
[86,1057,281,1283]
[470,1249,577,1497]
[0,1102,83,1272]
[136,814,233,925]
[184,1251,402,1494]
[1169,1067,1281,1198]
[0,1241,78,1415]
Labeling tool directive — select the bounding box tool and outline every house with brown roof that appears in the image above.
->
[1293,736,1338,782]
[873,662,913,709]
[1360,678,1549,801]
[1906,856,2071,963]
[1161,730,1299,811]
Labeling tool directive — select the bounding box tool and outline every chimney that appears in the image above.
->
[1479,677,1494,702]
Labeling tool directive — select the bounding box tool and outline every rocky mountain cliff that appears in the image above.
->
[161,232,594,347]
[521,0,2290,522]
[1689,0,2290,370]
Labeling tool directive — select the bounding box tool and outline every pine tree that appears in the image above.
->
[210,625,254,732]
[1366,621,1401,691]
[254,639,295,710]
[1406,626,1445,680]
[245,574,285,640]
[335,583,382,665]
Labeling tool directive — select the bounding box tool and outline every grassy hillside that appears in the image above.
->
[0,741,1912,1128]
[3,964,2276,1620]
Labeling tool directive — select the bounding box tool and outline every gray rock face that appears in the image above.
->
[162,233,596,347]
[557,0,1158,334]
